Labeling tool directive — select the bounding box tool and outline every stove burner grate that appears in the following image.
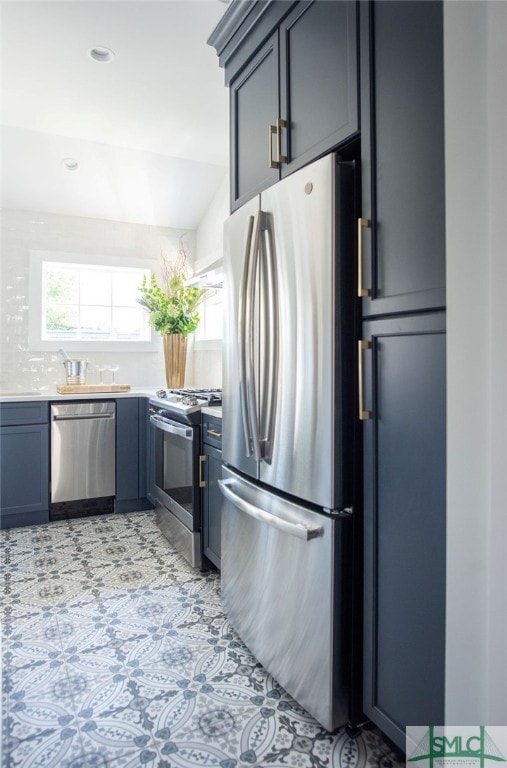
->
[155,387,222,406]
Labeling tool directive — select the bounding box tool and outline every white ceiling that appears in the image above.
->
[0,0,229,230]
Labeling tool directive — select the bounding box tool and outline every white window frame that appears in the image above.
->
[194,288,223,350]
[29,250,160,352]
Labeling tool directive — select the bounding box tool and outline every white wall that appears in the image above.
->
[186,172,228,388]
[0,209,192,391]
[195,171,229,272]
[485,1,507,720]
[445,0,507,723]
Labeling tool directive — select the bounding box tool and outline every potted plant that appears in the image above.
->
[138,247,209,387]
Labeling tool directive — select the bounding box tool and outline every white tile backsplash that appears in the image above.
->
[0,209,222,393]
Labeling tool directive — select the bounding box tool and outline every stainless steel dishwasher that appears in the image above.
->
[51,401,116,503]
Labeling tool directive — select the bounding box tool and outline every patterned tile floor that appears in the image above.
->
[1,511,404,768]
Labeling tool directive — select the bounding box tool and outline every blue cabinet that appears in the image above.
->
[361,313,446,746]
[359,2,447,750]
[115,397,153,514]
[359,0,445,316]
[201,414,222,569]
[0,397,153,527]
[0,402,49,528]
[211,0,358,211]
[229,31,280,211]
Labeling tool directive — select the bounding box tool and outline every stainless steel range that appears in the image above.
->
[150,387,222,417]
[148,387,222,568]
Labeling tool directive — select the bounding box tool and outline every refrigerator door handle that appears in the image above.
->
[238,213,262,459]
[238,214,255,456]
[259,212,278,464]
[218,478,322,541]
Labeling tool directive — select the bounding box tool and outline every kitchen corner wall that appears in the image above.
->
[186,172,229,388]
[0,208,193,391]
[445,0,507,725]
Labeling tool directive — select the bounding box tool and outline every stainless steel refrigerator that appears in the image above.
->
[219,153,356,731]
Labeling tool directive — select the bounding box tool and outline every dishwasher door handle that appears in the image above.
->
[218,478,322,541]
[52,413,115,421]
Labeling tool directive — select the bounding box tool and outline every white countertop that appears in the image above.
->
[201,405,222,419]
[0,389,223,421]
[0,387,161,403]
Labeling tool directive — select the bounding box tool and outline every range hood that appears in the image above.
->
[186,256,223,288]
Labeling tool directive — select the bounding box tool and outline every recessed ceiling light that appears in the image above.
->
[62,158,79,171]
[88,46,115,64]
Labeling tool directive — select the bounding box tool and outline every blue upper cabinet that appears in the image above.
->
[278,2,358,178]
[359,0,446,316]
[230,31,280,209]
[210,0,358,212]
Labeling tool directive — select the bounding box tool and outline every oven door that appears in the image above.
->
[150,412,200,532]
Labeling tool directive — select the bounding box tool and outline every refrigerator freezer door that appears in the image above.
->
[219,465,350,731]
[259,154,339,508]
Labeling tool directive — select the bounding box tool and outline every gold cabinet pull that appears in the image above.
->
[207,429,222,439]
[358,340,372,421]
[199,454,206,488]
[276,118,287,165]
[357,217,371,297]
[268,123,278,168]
[268,118,287,169]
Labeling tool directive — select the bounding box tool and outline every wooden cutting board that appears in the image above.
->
[56,384,131,394]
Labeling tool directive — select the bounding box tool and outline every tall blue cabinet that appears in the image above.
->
[358,0,446,747]
[209,0,446,751]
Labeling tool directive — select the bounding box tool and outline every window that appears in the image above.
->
[195,289,223,345]
[29,251,158,352]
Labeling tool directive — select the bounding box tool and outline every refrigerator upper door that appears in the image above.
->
[223,195,261,479]
[259,153,340,509]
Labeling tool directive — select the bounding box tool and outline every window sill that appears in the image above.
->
[28,339,160,353]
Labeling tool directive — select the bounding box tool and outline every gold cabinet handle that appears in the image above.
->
[268,123,278,168]
[358,340,372,421]
[199,454,206,488]
[207,429,222,439]
[268,118,287,169]
[276,118,287,165]
[357,217,371,297]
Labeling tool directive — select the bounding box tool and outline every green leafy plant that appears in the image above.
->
[138,247,210,337]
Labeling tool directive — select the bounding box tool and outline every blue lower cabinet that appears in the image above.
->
[0,423,49,528]
[202,443,222,569]
[0,397,154,528]
[362,312,446,749]
[201,415,223,569]
[115,397,153,514]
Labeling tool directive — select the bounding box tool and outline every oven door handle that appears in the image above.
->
[150,414,193,440]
